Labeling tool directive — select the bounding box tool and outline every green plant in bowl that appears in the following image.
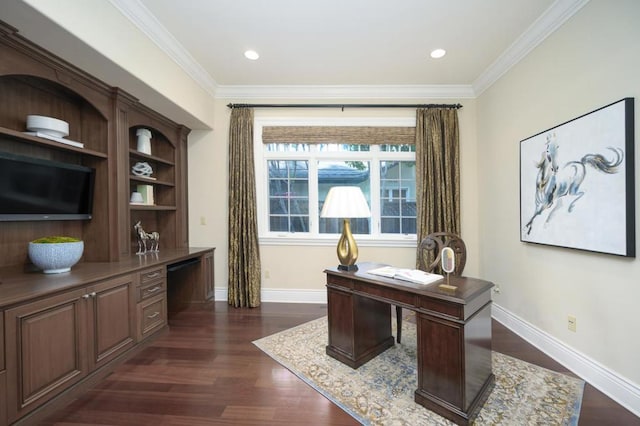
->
[28,236,84,274]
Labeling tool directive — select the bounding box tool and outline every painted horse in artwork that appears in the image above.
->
[134,220,160,254]
[524,133,623,235]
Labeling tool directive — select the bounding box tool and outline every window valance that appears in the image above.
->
[261,126,416,145]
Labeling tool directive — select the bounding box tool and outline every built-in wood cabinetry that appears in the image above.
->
[0,22,190,268]
[0,21,213,426]
[136,266,168,340]
[0,314,5,426]
[3,275,135,423]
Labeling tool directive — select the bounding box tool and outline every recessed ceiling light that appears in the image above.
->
[244,50,260,60]
[430,49,446,59]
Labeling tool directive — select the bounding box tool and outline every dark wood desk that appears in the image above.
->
[325,262,494,426]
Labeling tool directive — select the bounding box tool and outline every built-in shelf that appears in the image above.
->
[129,204,177,211]
[129,175,175,187]
[129,149,174,166]
[0,125,108,158]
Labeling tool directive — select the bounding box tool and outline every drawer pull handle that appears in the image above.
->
[147,311,160,319]
[89,292,96,298]
[82,294,90,299]
[145,286,161,294]
[145,272,161,279]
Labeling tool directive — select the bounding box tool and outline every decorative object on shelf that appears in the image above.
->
[28,236,84,274]
[24,114,84,148]
[26,115,69,137]
[320,186,371,271]
[130,191,144,204]
[134,221,160,254]
[131,161,154,178]
[137,184,154,205]
[136,128,152,154]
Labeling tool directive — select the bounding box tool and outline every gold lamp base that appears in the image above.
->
[336,218,359,271]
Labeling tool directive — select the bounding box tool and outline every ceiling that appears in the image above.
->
[113,0,583,95]
[0,0,588,126]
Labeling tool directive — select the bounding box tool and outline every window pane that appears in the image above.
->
[317,143,370,152]
[380,160,416,234]
[265,143,310,152]
[381,217,399,233]
[318,161,371,235]
[380,144,415,152]
[268,160,309,232]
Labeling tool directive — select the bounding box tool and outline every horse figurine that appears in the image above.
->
[134,221,160,254]
[524,133,623,235]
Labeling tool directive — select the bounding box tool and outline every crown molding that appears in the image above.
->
[110,0,589,101]
[107,0,218,97]
[214,84,475,100]
[472,0,590,96]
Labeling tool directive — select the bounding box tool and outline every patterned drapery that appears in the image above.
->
[415,108,460,265]
[228,108,261,307]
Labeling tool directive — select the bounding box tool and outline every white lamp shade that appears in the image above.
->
[320,186,371,218]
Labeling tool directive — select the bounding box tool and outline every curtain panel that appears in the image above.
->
[415,108,461,263]
[228,108,262,307]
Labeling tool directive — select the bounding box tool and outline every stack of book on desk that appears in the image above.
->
[367,266,443,285]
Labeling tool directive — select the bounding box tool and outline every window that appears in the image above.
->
[255,118,417,246]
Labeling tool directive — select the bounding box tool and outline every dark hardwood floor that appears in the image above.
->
[40,302,639,425]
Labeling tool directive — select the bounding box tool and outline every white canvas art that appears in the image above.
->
[520,98,635,257]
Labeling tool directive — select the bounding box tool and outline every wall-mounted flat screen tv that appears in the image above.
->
[0,151,95,221]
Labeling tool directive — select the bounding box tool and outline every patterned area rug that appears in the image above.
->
[253,317,584,425]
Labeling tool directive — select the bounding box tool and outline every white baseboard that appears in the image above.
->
[492,303,640,417]
[213,287,326,304]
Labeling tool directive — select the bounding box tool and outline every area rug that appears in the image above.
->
[253,317,584,425]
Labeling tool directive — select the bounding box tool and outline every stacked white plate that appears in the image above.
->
[26,115,69,138]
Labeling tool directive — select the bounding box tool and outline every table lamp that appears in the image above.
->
[320,186,371,271]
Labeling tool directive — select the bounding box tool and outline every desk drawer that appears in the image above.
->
[137,294,166,340]
[326,275,353,290]
[138,280,166,302]
[138,267,165,285]
[354,281,415,306]
[418,297,462,320]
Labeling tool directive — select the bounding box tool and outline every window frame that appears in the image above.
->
[255,116,418,248]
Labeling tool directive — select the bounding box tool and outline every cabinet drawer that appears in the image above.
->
[137,294,166,341]
[138,267,165,285]
[138,279,166,302]
[1,370,6,426]
[0,312,4,370]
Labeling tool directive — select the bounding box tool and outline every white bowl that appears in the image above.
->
[28,241,84,274]
[26,115,69,138]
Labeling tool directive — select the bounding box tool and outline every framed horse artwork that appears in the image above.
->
[520,97,635,257]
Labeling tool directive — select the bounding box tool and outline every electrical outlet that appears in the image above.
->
[568,315,577,332]
[200,216,206,225]
[493,284,501,294]
[265,270,271,279]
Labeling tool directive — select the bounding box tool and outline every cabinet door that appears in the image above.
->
[204,250,215,301]
[87,275,136,370]
[5,288,88,423]
[0,312,5,426]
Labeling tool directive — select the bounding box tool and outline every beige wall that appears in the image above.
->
[188,98,480,299]
[477,0,640,384]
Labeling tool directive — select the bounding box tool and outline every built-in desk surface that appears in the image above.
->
[0,247,213,308]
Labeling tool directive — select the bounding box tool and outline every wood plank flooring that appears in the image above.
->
[41,302,639,425]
